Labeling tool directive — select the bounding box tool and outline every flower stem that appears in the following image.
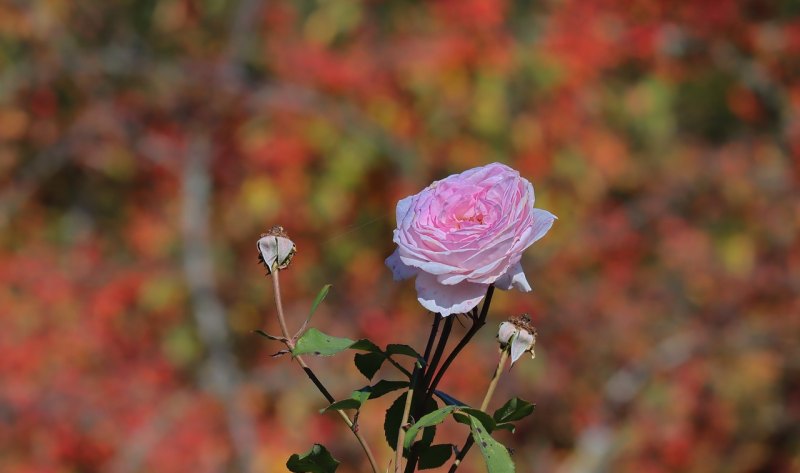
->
[481,348,509,411]
[395,365,420,472]
[448,347,510,472]
[407,286,495,472]
[427,285,495,399]
[268,270,380,473]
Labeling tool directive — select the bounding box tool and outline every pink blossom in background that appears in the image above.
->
[386,162,556,316]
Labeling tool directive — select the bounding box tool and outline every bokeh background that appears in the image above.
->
[2,0,799,472]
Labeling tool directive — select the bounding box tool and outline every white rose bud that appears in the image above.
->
[497,314,537,365]
[257,225,296,274]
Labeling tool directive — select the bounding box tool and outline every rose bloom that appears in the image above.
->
[386,162,556,316]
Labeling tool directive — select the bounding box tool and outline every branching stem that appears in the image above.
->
[268,270,380,473]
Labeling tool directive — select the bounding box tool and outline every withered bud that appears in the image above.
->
[257,225,296,274]
[497,314,537,365]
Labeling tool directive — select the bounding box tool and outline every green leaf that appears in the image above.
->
[368,380,408,399]
[469,416,514,472]
[418,444,453,470]
[495,423,516,433]
[384,393,438,451]
[403,406,457,449]
[493,398,535,424]
[386,344,422,359]
[307,284,332,324]
[320,381,406,414]
[461,408,496,432]
[286,444,340,473]
[320,389,371,413]
[384,393,407,450]
[354,352,385,379]
[292,328,378,357]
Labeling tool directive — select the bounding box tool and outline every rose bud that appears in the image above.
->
[257,225,296,274]
[497,314,537,365]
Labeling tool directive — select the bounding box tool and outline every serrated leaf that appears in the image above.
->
[286,444,339,473]
[386,344,422,359]
[320,388,371,413]
[403,406,457,449]
[384,393,438,451]
[458,408,496,432]
[493,398,535,424]
[418,444,453,470]
[469,417,514,472]
[384,393,407,450]
[368,380,408,399]
[354,352,385,379]
[307,284,332,324]
[292,328,379,357]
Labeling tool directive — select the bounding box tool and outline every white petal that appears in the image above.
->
[497,322,517,345]
[529,208,557,244]
[493,262,532,292]
[257,235,296,272]
[510,329,534,365]
[385,250,417,281]
[396,195,416,228]
[414,272,487,317]
[398,253,461,276]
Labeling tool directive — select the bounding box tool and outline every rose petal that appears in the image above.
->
[257,235,296,272]
[497,322,517,345]
[528,208,557,245]
[510,329,535,365]
[414,272,487,317]
[385,250,417,281]
[494,262,532,292]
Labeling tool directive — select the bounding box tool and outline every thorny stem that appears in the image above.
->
[448,347,510,472]
[268,270,380,473]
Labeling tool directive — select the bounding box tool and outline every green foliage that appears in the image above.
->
[353,352,385,379]
[286,444,340,473]
[493,397,535,424]
[291,328,378,357]
[320,380,407,413]
[454,408,496,433]
[306,284,332,325]
[418,444,454,470]
[469,417,514,473]
[403,406,457,449]
[384,393,438,452]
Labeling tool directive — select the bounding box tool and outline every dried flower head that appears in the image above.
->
[257,225,296,274]
[497,314,537,365]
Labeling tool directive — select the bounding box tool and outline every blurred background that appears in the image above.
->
[2,0,799,472]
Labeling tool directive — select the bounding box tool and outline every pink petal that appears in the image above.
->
[414,272,487,317]
[494,262,532,292]
[385,250,417,281]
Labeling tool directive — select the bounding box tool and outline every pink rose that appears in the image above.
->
[386,162,556,316]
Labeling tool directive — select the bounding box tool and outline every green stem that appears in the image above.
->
[395,365,420,472]
[269,270,380,473]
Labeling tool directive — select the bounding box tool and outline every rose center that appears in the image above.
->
[451,212,485,229]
